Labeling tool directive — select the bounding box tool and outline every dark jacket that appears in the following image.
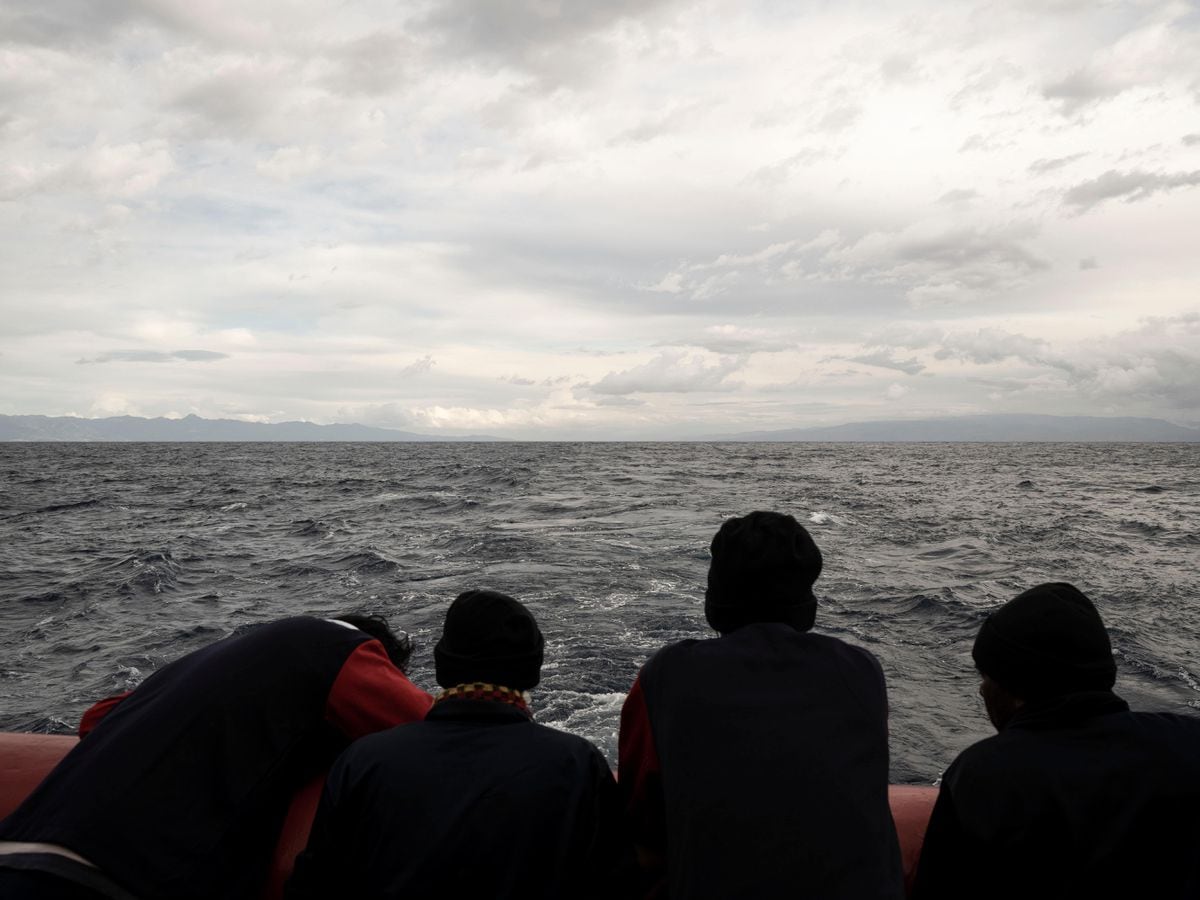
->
[0,616,432,900]
[619,622,904,900]
[912,691,1200,899]
[286,697,631,900]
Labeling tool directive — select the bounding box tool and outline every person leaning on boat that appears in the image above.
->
[0,614,432,900]
[619,511,904,899]
[912,582,1200,899]
[286,589,634,899]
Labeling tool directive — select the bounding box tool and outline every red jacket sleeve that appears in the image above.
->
[618,674,666,854]
[78,691,132,738]
[324,639,433,740]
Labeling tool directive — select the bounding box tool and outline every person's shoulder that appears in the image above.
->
[530,722,613,766]
[339,719,429,763]
[1128,709,1200,731]
[1126,710,1200,753]
[803,630,886,676]
[239,615,353,640]
[641,637,705,673]
[939,731,1019,799]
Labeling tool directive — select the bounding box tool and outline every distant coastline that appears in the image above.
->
[1,412,1198,442]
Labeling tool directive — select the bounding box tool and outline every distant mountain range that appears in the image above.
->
[0,414,495,442]
[708,414,1200,442]
[0,412,1197,442]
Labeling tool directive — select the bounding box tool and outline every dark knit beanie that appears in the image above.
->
[434,589,545,690]
[705,511,823,635]
[972,582,1116,700]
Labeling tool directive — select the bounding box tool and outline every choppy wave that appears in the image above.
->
[1,441,1197,782]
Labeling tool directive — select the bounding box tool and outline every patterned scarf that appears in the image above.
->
[435,682,532,718]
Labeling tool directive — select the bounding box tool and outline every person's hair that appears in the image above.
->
[336,613,413,673]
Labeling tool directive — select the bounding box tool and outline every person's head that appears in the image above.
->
[335,613,413,673]
[704,510,823,635]
[971,582,1116,730]
[433,589,545,690]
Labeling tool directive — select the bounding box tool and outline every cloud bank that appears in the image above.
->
[0,0,1197,437]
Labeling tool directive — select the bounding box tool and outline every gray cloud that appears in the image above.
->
[1042,68,1123,115]
[746,148,838,188]
[933,329,1049,366]
[322,32,413,97]
[931,316,1200,411]
[879,55,917,82]
[949,60,1024,110]
[895,229,1047,271]
[1185,134,1200,147]
[817,104,862,134]
[937,189,979,208]
[1028,153,1087,175]
[1079,256,1099,270]
[884,226,1050,305]
[1061,348,1200,409]
[399,355,435,377]
[419,0,681,86]
[590,395,646,407]
[171,70,279,138]
[0,0,149,47]
[683,329,794,355]
[612,102,706,146]
[845,352,925,376]
[960,133,1011,153]
[588,351,744,396]
[1063,169,1200,212]
[77,349,229,364]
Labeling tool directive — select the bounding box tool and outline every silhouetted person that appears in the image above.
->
[287,589,632,900]
[619,511,903,899]
[0,614,432,900]
[913,583,1200,899]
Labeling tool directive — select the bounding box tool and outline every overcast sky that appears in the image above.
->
[2,0,1198,438]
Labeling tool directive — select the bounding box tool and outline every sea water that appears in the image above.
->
[1,441,1197,783]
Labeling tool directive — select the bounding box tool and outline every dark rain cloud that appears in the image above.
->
[1062,169,1200,212]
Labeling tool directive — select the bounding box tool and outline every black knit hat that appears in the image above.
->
[705,511,823,635]
[972,582,1116,700]
[434,589,545,690]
